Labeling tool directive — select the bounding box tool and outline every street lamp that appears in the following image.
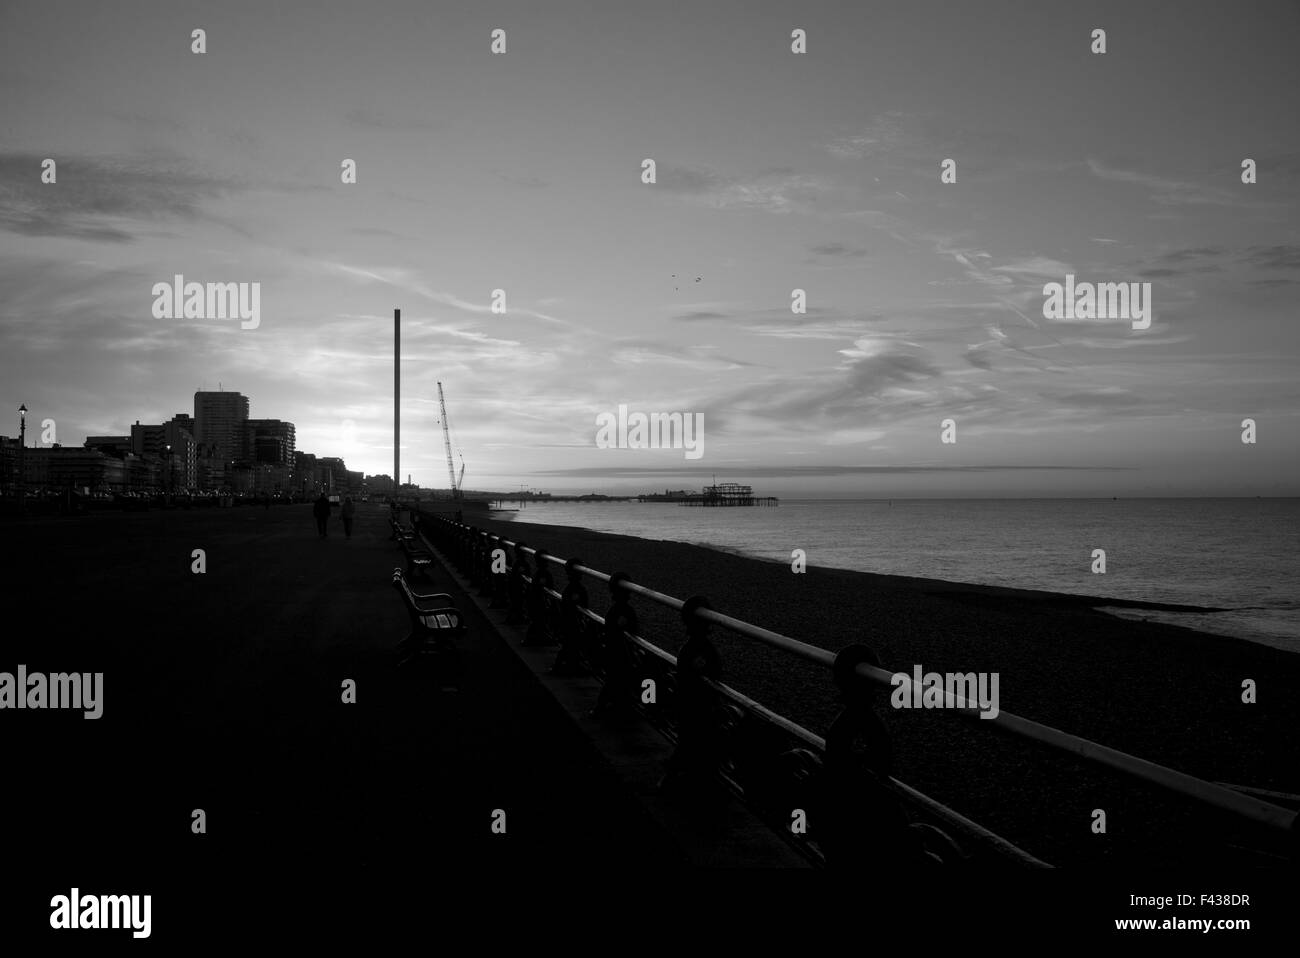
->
[165,443,172,501]
[17,403,27,510]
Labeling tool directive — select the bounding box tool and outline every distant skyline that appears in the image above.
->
[3,0,1298,497]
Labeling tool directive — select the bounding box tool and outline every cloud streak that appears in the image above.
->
[0,152,239,242]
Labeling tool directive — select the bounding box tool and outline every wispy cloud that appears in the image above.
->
[810,242,869,258]
[826,113,908,159]
[491,170,550,189]
[0,151,238,242]
[1243,244,1300,270]
[652,163,830,214]
[319,261,576,328]
[1085,158,1237,206]
[534,463,1135,478]
[609,339,755,371]
[990,256,1076,280]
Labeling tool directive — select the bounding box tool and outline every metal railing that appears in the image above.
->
[416,510,1297,868]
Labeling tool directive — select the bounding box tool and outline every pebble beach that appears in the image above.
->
[470,511,1300,867]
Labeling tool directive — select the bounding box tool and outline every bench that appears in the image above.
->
[391,568,466,676]
[390,518,437,580]
[399,536,437,581]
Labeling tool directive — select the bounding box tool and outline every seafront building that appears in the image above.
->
[1,389,362,500]
[194,390,250,465]
[246,419,296,466]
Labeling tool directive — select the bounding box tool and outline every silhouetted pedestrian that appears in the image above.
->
[341,496,356,538]
[313,493,330,537]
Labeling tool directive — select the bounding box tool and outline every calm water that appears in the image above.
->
[497,499,1300,651]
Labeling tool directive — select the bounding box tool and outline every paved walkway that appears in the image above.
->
[5,502,687,922]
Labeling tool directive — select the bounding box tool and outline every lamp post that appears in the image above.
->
[165,443,172,503]
[17,403,27,511]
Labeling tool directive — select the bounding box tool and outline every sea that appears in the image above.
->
[496,498,1300,651]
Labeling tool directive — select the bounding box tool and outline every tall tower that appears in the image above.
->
[394,308,400,494]
[194,390,250,463]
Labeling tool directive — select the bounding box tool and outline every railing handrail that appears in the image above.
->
[429,514,1298,841]
[422,518,1051,866]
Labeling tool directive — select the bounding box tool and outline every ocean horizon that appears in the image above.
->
[497,497,1300,651]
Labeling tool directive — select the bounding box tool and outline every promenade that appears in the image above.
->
[3,503,703,929]
[4,500,1296,938]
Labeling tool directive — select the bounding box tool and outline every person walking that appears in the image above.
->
[313,493,330,538]
[341,495,356,539]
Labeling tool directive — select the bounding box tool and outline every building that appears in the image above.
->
[0,436,19,495]
[194,390,250,464]
[195,441,225,491]
[85,436,133,456]
[317,456,350,493]
[84,436,161,494]
[23,445,126,493]
[243,461,292,496]
[292,451,319,497]
[130,419,198,490]
[245,419,296,466]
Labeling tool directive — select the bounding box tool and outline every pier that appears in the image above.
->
[680,482,778,506]
[487,493,636,507]
[487,484,779,508]
[638,483,779,506]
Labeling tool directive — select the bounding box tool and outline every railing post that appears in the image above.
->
[487,534,508,608]
[457,519,473,579]
[474,528,492,595]
[523,549,555,646]
[591,572,639,720]
[661,595,726,795]
[506,541,530,626]
[552,557,589,675]
[821,644,919,866]
[462,523,475,574]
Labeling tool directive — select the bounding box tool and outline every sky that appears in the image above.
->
[2,0,1298,497]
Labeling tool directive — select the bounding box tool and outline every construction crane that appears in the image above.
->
[437,381,462,500]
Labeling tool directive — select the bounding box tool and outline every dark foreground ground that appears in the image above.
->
[0,503,1295,942]
[1,503,687,940]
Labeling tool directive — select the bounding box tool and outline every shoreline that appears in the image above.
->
[487,512,1234,616]
[475,505,1299,652]
[441,509,1300,866]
